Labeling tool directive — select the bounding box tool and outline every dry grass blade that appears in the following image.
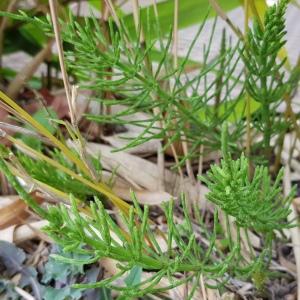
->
[14,286,35,300]
[49,0,72,106]
[3,134,131,213]
[0,91,132,214]
[172,0,195,185]
[0,192,44,230]
[208,0,244,39]
[129,0,166,190]
[0,196,27,229]
[0,122,51,145]
[0,90,89,174]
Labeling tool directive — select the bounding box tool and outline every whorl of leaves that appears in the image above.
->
[242,0,289,151]
[0,122,296,297]
[199,123,295,233]
[0,8,245,161]
[243,0,288,104]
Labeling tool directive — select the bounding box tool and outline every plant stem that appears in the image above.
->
[244,0,251,162]
[172,0,195,183]
[262,102,272,160]
[49,0,72,107]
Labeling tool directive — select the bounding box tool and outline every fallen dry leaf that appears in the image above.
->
[279,253,297,275]
[0,196,27,229]
[68,141,208,204]
[0,192,44,229]
[0,220,50,244]
[293,197,300,214]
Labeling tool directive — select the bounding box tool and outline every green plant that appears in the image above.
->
[16,150,100,200]
[63,10,245,162]
[0,90,131,213]
[0,241,109,300]
[2,0,299,168]
[242,0,291,158]
[199,124,295,233]
[0,124,295,298]
[0,5,246,166]
[0,1,299,298]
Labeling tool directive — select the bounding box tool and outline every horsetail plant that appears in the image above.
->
[0,5,246,165]
[242,0,289,158]
[0,124,295,298]
[199,124,295,233]
[0,0,298,297]
[1,0,297,166]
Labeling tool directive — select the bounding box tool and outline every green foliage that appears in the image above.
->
[41,246,93,300]
[242,0,290,152]
[0,1,298,298]
[0,8,245,164]
[0,1,298,166]
[20,107,58,150]
[199,124,295,233]
[0,241,109,300]
[0,150,48,219]
[2,0,298,167]
[61,12,245,159]
[0,123,296,298]
[42,246,90,283]
[43,196,247,297]
[42,286,82,300]
[244,0,287,103]
[19,20,47,47]
[38,126,294,297]
[124,266,142,287]
[32,107,58,134]
[16,150,98,200]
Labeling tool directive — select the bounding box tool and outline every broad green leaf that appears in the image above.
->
[123,0,241,37]
[3,27,41,55]
[99,288,112,300]
[20,107,58,150]
[124,266,142,287]
[19,22,47,47]
[198,95,261,123]
[87,0,124,17]
[88,0,102,10]
[42,246,91,284]
[42,286,82,300]
[33,107,58,135]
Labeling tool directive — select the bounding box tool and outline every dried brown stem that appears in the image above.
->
[6,40,53,99]
[49,0,72,104]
